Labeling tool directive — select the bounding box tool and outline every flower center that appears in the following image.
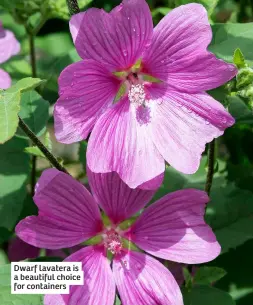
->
[128,84,146,105]
[103,228,122,255]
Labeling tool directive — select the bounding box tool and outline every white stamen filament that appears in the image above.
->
[128,84,146,105]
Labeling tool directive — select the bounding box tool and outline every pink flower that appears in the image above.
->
[7,237,81,262]
[16,169,220,305]
[54,1,237,189]
[0,21,20,89]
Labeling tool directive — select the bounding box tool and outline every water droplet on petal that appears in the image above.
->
[123,50,127,57]
[205,120,210,125]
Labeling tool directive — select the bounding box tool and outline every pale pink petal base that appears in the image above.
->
[87,98,165,189]
[87,168,155,224]
[65,246,115,305]
[126,189,221,264]
[113,250,183,305]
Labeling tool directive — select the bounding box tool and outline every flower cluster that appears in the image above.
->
[15,0,238,304]
[17,168,220,305]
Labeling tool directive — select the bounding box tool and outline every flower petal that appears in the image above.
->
[87,98,165,189]
[44,295,67,305]
[162,52,237,93]
[69,12,84,43]
[0,68,11,89]
[16,169,103,249]
[143,4,214,82]
[113,250,183,305]
[55,60,120,144]
[126,189,221,264]
[0,26,20,64]
[149,85,234,174]
[87,168,155,224]
[73,0,153,71]
[65,246,115,305]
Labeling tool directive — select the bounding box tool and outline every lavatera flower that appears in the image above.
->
[54,1,237,189]
[0,21,20,89]
[16,169,221,305]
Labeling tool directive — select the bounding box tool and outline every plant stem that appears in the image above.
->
[205,140,215,196]
[28,33,37,195]
[29,34,37,78]
[66,0,80,15]
[19,117,69,174]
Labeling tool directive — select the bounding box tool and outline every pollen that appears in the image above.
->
[128,84,146,105]
[104,229,123,255]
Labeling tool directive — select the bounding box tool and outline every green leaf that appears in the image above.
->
[0,90,20,144]
[193,267,227,285]
[35,33,73,57]
[209,23,253,66]
[206,183,253,253]
[152,156,225,202]
[114,295,121,305]
[0,250,9,265]
[37,48,80,95]
[24,132,52,158]
[183,267,193,289]
[228,96,253,124]
[176,0,218,16]
[8,78,45,94]
[233,48,247,69]
[24,146,45,158]
[48,0,92,20]
[183,285,236,305]
[0,137,30,230]
[17,90,49,138]
[1,59,32,83]
[0,264,43,305]
[0,228,12,245]
[0,78,45,143]
[152,7,171,17]
[79,141,88,173]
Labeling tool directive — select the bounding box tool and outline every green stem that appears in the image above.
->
[19,117,69,174]
[29,34,36,78]
[205,140,215,196]
[28,33,37,195]
[66,0,80,15]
